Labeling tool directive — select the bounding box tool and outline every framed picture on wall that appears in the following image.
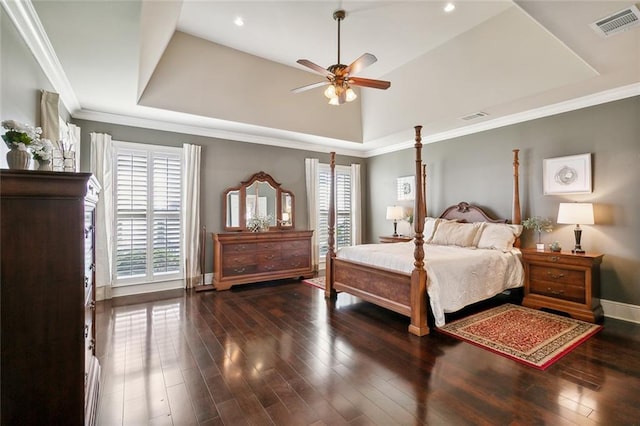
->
[397,176,415,201]
[543,153,592,195]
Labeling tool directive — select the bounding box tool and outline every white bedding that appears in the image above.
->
[336,242,524,327]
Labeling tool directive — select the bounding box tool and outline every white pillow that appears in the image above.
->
[424,217,439,241]
[430,221,485,247]
[477,223,523,251]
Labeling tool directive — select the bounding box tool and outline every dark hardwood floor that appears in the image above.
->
[95,280,640,425]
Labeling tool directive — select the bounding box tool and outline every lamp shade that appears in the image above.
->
[386,206,404,220]
[557,203,594,225]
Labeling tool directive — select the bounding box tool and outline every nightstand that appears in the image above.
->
[521,248,604,323]
[379,235,413,243]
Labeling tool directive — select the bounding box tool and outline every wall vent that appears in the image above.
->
[460,111,489,121]
[590,4,640,37]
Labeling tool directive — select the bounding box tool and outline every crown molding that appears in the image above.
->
[364,82,640,157]
[1,0,80,113]
[73,109,368,158]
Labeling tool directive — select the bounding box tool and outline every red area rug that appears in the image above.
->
[438,304,602,370]
[302,277,325,290]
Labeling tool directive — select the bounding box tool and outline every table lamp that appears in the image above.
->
[386,206,404,237]
[557,202,594,253]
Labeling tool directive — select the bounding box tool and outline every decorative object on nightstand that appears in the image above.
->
[549,241,562,252]
[379,235,413,243]
[557,202,594,254]
[522,216,553,251]
[521,248,604,323]
[386,205,404,237]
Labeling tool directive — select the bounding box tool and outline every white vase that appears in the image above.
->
[38,159,52,171]
[536,243,545,251]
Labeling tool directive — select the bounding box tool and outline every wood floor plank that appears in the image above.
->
[96,280,640,425]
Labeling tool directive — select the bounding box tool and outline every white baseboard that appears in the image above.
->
[602,299,640,324]
[205,273,213,285]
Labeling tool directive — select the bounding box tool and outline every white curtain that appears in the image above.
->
[305,158,319,271]
[66,123,81,172]
[181,143,202,288]
[40,90,60,150]
[90,132,114,300]
[351,163,362,245]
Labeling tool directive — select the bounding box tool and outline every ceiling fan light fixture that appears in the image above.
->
[324,84,336,99]
[346,87,357,102]
[328,96,340,106]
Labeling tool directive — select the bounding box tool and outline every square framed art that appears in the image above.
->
[397,176,415,200]
[543,153,592,195]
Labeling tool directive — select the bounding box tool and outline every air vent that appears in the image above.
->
[590,4,640,37]
[460,111,489,121]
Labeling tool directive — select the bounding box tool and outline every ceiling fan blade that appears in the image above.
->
[345,53,377,76]
[296,59,334,78]
[349,76,391,90]
[291,81,329,94]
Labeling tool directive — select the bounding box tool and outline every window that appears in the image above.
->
[114,142,182,286]
[318,164,353,260]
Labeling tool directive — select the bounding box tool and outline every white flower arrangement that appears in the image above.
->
[2,120,42,149]
[31,138,54,161]
[247,214,272,232]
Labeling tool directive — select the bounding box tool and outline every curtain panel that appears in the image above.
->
[90,132,114,300]
[305,158,320,271]
[181,143,202,288]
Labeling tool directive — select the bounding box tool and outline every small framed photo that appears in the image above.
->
[397,176,415,201]
[543,153,592,195]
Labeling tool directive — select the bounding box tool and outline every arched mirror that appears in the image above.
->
[223,171,295,231]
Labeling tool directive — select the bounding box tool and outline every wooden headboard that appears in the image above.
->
[439,202,508,224]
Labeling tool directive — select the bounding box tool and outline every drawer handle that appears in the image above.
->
[90,301,96,310]
[233,267,246,273]
[265,254,276,260]
[550,256,560,262]
[84,325,89,338]
[547,271,565,279]
[89,338,95,351]
[89,263,96,271]
[263,265,275,271]
[291,261,301,267]
[84,276,89,288]
[233,245,247,251]
[547,287,565,295]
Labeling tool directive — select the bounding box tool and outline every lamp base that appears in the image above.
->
[572,247,585,254]
[572,226,585,254]
[392,220,398,237]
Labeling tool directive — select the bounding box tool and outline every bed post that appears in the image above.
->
[409,126,429,336]
[325,152,337,299]
[512,149,521,225]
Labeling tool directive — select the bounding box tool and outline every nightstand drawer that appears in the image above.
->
[529,280,586,303]
[529,265,585,287]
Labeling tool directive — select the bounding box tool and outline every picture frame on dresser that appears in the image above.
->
[543,153,592,195]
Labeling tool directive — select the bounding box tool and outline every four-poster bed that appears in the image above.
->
[325,125,523,336]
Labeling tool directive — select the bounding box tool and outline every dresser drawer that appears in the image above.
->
[223,253,255,267]
[257,261,286,273]
[529,279,585,304]
[256,241,281,252]
[529,265,585,287]
[284,255,310,269]
[225,243,257,253]
[223,264,258,276]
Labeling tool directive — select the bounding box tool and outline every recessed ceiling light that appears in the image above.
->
[444,2,455,13]
[234,16,244,27]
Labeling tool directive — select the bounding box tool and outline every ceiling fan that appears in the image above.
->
[292,9,391,106]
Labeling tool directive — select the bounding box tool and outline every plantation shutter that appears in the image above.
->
[114,144,182,284]
[318,164,352,260]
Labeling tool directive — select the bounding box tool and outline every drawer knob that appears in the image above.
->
[550,256,560,262]
[547,271,565,279]
[547,287,565,295]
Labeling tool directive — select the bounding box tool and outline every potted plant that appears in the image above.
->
[522,216,553,251]
[2,120,42,170]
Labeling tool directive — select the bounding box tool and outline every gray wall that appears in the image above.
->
[0,8,68,167]
[74,119,366,274]
[367,96,640,306]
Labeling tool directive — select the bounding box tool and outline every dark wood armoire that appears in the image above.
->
[0,170,100,425]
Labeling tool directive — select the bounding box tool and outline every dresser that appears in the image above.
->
[0,170,100,425]
[213,230,314,290]
[521,248,604,323]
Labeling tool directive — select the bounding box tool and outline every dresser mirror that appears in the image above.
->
[223,171,295,231]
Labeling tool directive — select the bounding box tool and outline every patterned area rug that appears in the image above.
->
[302,277,325,290]
[439,304,602,370]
